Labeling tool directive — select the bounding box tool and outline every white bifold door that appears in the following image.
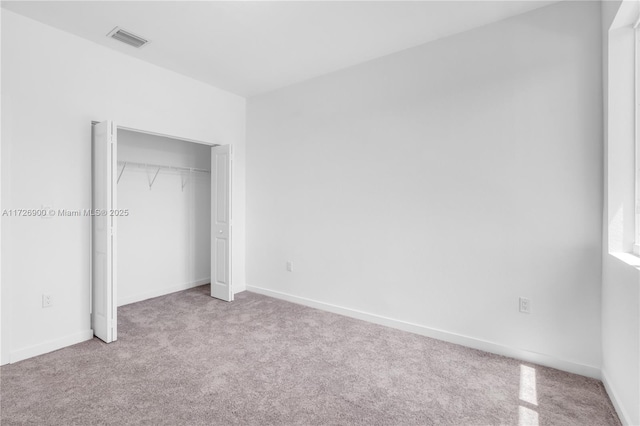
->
[211,145,233,301]
[92,121,117,343]
[92,121,233,344]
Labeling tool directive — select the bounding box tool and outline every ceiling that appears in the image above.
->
[2,1,559,97]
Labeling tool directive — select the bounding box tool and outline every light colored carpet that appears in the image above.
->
[0,285,620,425]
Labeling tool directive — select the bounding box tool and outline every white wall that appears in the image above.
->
[602,256,639,425]
[601,1,640,424]
[0,10,246,364]
[247,1,603,377]
[117,130,211,306]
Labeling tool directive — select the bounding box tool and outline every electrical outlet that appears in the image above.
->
[42,294,53,308]
[519,297,531,314]
[286,261,293,272]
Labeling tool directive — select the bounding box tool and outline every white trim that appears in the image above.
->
[0,5,3,368]
[602,369,633,426]
[635,24,640,254]
[118,277,210,307]
[91,121,219,146]
[610,251,640,268]
[247,285,601,379]
[10,330,93,364]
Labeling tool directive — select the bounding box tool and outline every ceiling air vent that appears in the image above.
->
[107,27,149,48]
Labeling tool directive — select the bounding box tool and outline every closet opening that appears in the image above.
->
[91,121,232,344]
[117,129,212,306]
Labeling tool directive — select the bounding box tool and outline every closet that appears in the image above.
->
[91,121,232,344]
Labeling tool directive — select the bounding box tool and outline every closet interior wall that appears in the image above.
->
[117,129,211,306]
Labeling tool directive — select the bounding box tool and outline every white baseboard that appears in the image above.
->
[118,278,210,307]
[234,282,247,294]
[602,369,633,425]
[10,329,94,364]
[247,285,601,379]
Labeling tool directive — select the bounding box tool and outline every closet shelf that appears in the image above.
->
[117,160,210,190]
[117,160,210,174]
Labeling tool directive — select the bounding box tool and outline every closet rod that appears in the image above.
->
[117,160,210,174]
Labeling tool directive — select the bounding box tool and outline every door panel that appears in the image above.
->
[211,145,232,301]
[92,121,117,342]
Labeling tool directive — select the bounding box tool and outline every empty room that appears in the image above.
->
[0,0,638,424]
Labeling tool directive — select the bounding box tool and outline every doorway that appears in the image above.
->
[91,121,233,343]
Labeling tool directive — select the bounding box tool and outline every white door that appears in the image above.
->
[92,121,117,342]
[211,145,233,301]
